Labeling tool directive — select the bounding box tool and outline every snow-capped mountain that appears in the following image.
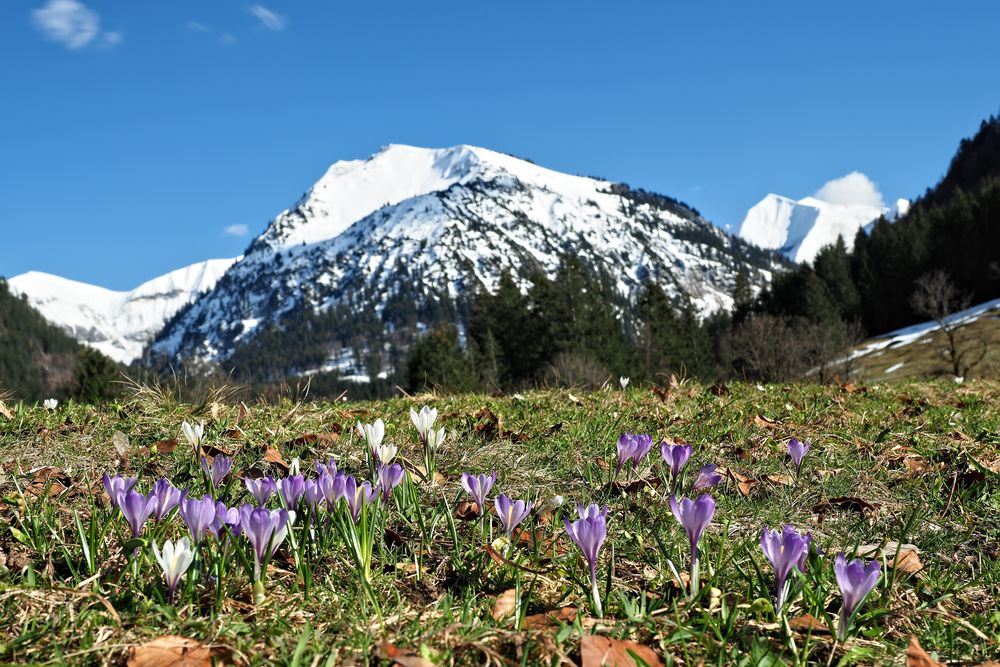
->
[738,194,910,264]
[149,144,780,378]
[8,258,238,364]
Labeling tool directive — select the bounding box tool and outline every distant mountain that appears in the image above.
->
[0,279,92,401]
[9,258,238,364]
[738,193,909,263]
[148,144,782,380]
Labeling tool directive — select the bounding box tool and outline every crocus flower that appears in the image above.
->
[43,398,58,410]
[102,473,136,509]
[314,458,337,478]
[787,438,810,478]
[119,489,157,537]
[344,476,378,522]
[150,478,185,522]
[288,457,301,475]
[152,537,194,601]
[238,505,295,584]
[495,493,532,536]
[619,376,629,390]
[376,463,405,502]
[179,495,217,544]
[834,553,881,640]
[565,503,609,617]
[409,406,438,441]
[372,442,398,466]
[303,478,324,511]
[616,433,654,474]
[760,524,812,614]
[690,464,722,493]
[661,442,693,490]
[244,476,277,505]
[209,501,241,539]
[426,426,446,452]
[318,470,339,509]
[460,471,497,515]
[201,455,232,488]
[357,419,389,464]
[670,494,716,595]
[181,420,204,455]
[277,475,306,509]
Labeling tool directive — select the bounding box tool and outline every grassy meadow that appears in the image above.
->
[1,380,999,666]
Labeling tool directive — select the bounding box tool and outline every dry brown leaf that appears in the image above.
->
[491,589,517,620]
[581,635,664,667]
[154,439,178,454]
[787,614,830,634]
[523,607,578,629]
[765,473,794,486]
[858,543,924,575]
[112,431,130,461]
[263,446,289,472]
[454,501,481,521]
[813,496,877,516]
[753,414,780,428]
[127,635,235,667]
[0,400,13,419]
[905,635,943,667]
[378,642,436,667]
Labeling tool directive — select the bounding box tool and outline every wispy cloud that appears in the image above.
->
[32,0,120,50]
[248,4,287,30]
[813,172,885,208]
[224,224,249,237]
[186,20,209,33]
[221,33,239,45]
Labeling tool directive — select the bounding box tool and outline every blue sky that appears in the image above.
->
[2,1,999,289]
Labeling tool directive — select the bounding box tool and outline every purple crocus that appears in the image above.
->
[303,479,324,511]
[150,478,185,522]
[494,493,533,536]
[834,553,881,640]
[690,464,722,493]
[670,494,716,595]
[460,471,497,515]
[209,501,241,539]
[244,476,277,505]
[376,463,405,503]
[565,503,609,616]
[661,442,693,491]
[179,495,217,544]
[760,524,812,614]
[345,477,378,522]
[201,455,233,488]
[318,470,339,510]
[102,474,136,509]
[314,458,338,478]
[787,438,810,478]
[277,475,306,509]
[616,433,654,475]
[119,489,157,537]
[238,505,295,588]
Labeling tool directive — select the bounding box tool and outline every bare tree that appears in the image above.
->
[909,270,987,377]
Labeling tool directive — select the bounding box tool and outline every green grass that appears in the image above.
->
[1,380,999,665]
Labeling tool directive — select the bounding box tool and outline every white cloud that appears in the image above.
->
[813,172,885,208]
[248,4,287,30]
[224,224,249,237]
[221,33,239,45]
[32,0,120,50]
[186,20,209,32]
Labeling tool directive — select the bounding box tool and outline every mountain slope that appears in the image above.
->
[149,144,782,379]
[9,258,238,364]
[738,193,909,263]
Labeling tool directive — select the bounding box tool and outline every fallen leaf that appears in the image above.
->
[903,457,941,477]
[154,439,178,454]
[812,496,877,516]
[263,446,289,472]
[581,635,664,667]
[127,635,235,667]
[378,642,435,667]
[454,501,481,521]
[765,474,794,486]
[112,431,130,461]
[473,407,528,443]
[753,414,780,428]
[491,589,517,620]
[209,402,222,420]
[787,614,830,634]
[650,386,669,402]
[523,607,578,629]
[857,543,924,575]
[905,635,943,667]
[0,400,12,419]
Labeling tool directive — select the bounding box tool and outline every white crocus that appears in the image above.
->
[43,398,58,410]
[409,406,438,438]
[152,537,195,597]
[181,421,204,449]
[288,457,301,475]
[372,443,398,465]
[426,426,446,453]
[619,376,630,390]
[356,419,386,448]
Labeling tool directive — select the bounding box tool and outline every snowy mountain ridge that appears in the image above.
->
[8,258,239,364]
[738,193,910,264]
[149,143,780,379]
